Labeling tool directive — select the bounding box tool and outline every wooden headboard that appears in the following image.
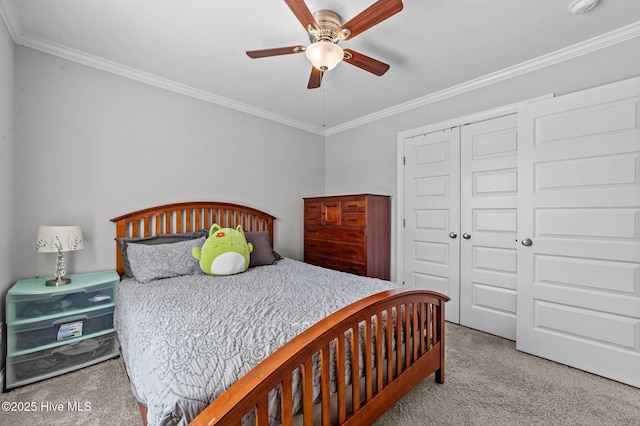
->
[110,201,276,276]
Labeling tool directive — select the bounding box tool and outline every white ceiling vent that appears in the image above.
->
[568,0,599,15]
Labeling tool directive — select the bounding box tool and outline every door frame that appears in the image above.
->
[396,96,551,287]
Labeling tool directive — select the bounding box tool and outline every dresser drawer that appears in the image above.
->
[341,214,365,227]
[6,332,118,389]
[304,214,322,226]
[305,254,366,276]
[7,281,116,322]
[341,199,366,213]
[305,240,365,260]
[304,202,323,214]
[8,306,115,355]
[305,226,365,243]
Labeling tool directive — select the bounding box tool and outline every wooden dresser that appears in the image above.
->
[303,194,390,280]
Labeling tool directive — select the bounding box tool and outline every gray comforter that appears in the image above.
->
[114,258,400,425]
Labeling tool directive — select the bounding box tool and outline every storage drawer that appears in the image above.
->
[341,214,365,227]
[304,202,323,214]
[305,253,366,276]
[305,226,365,243]
[341,199,366,213]
[8,306,115,354]
[304,213,322,226]
[305,240,365,261]
[7,281,116,322]
[6,332,118,389]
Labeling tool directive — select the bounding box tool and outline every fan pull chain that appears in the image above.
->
[322,83,326,128]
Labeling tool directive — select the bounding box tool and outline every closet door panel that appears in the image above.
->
[404,128,461,323]
[460,115,519,340]
[516,76,640,387]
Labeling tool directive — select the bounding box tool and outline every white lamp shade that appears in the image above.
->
[36,226,84,253]
[305,41,344,71]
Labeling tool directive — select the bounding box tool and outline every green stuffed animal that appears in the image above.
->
[192,224,253,276]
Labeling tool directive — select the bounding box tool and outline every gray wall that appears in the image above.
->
[0,17,14,313]
[7,31,640,285]
[324,37,640,281]
[13,46,324,280]
[0,15,15,379]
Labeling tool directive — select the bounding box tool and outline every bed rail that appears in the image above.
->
[190,289,448,426]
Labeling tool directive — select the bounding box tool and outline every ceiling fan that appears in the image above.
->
[246,0,403,89]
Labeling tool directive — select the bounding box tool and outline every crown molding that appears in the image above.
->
[1,0,637,137]
[325,21,640,136]
[16,33,326,135]
[0,0,325,136]
[0,0,21,42]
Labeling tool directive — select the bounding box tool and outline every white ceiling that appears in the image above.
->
[1,0,639,135]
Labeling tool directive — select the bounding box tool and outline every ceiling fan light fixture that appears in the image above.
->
[305,41,343,72]
[246,1,400,89]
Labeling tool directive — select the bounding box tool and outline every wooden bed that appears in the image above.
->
[111,201,448,426]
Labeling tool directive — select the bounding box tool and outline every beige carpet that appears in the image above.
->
[2,323,639,425]
[1,354,141,426]
[375,323,640,426]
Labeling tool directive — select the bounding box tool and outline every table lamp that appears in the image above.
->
[36,225,84,286]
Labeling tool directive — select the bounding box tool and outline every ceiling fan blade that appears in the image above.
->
[338,0,403,40]
[246,45,305,58]
[343,49,390,76]
[307,67,323,89]
[284,0,319,32]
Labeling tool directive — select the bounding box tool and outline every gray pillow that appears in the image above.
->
[116,230,208,277]
[245,232,277,267]
[127,237,206,283]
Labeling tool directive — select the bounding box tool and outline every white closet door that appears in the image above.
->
[517,77,640,387]
[404,128,460,323]
[460,115,518,340]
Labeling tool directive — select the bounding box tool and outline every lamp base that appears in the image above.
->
[46,277,72,286]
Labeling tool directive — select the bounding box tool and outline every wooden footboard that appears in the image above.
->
[190,289,449,426]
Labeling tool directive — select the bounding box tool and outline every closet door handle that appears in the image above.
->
[462,233,471,240]
[521,238,533,247]
[449,232,457,239]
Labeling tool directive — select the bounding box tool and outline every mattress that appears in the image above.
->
[114,258,400,425]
